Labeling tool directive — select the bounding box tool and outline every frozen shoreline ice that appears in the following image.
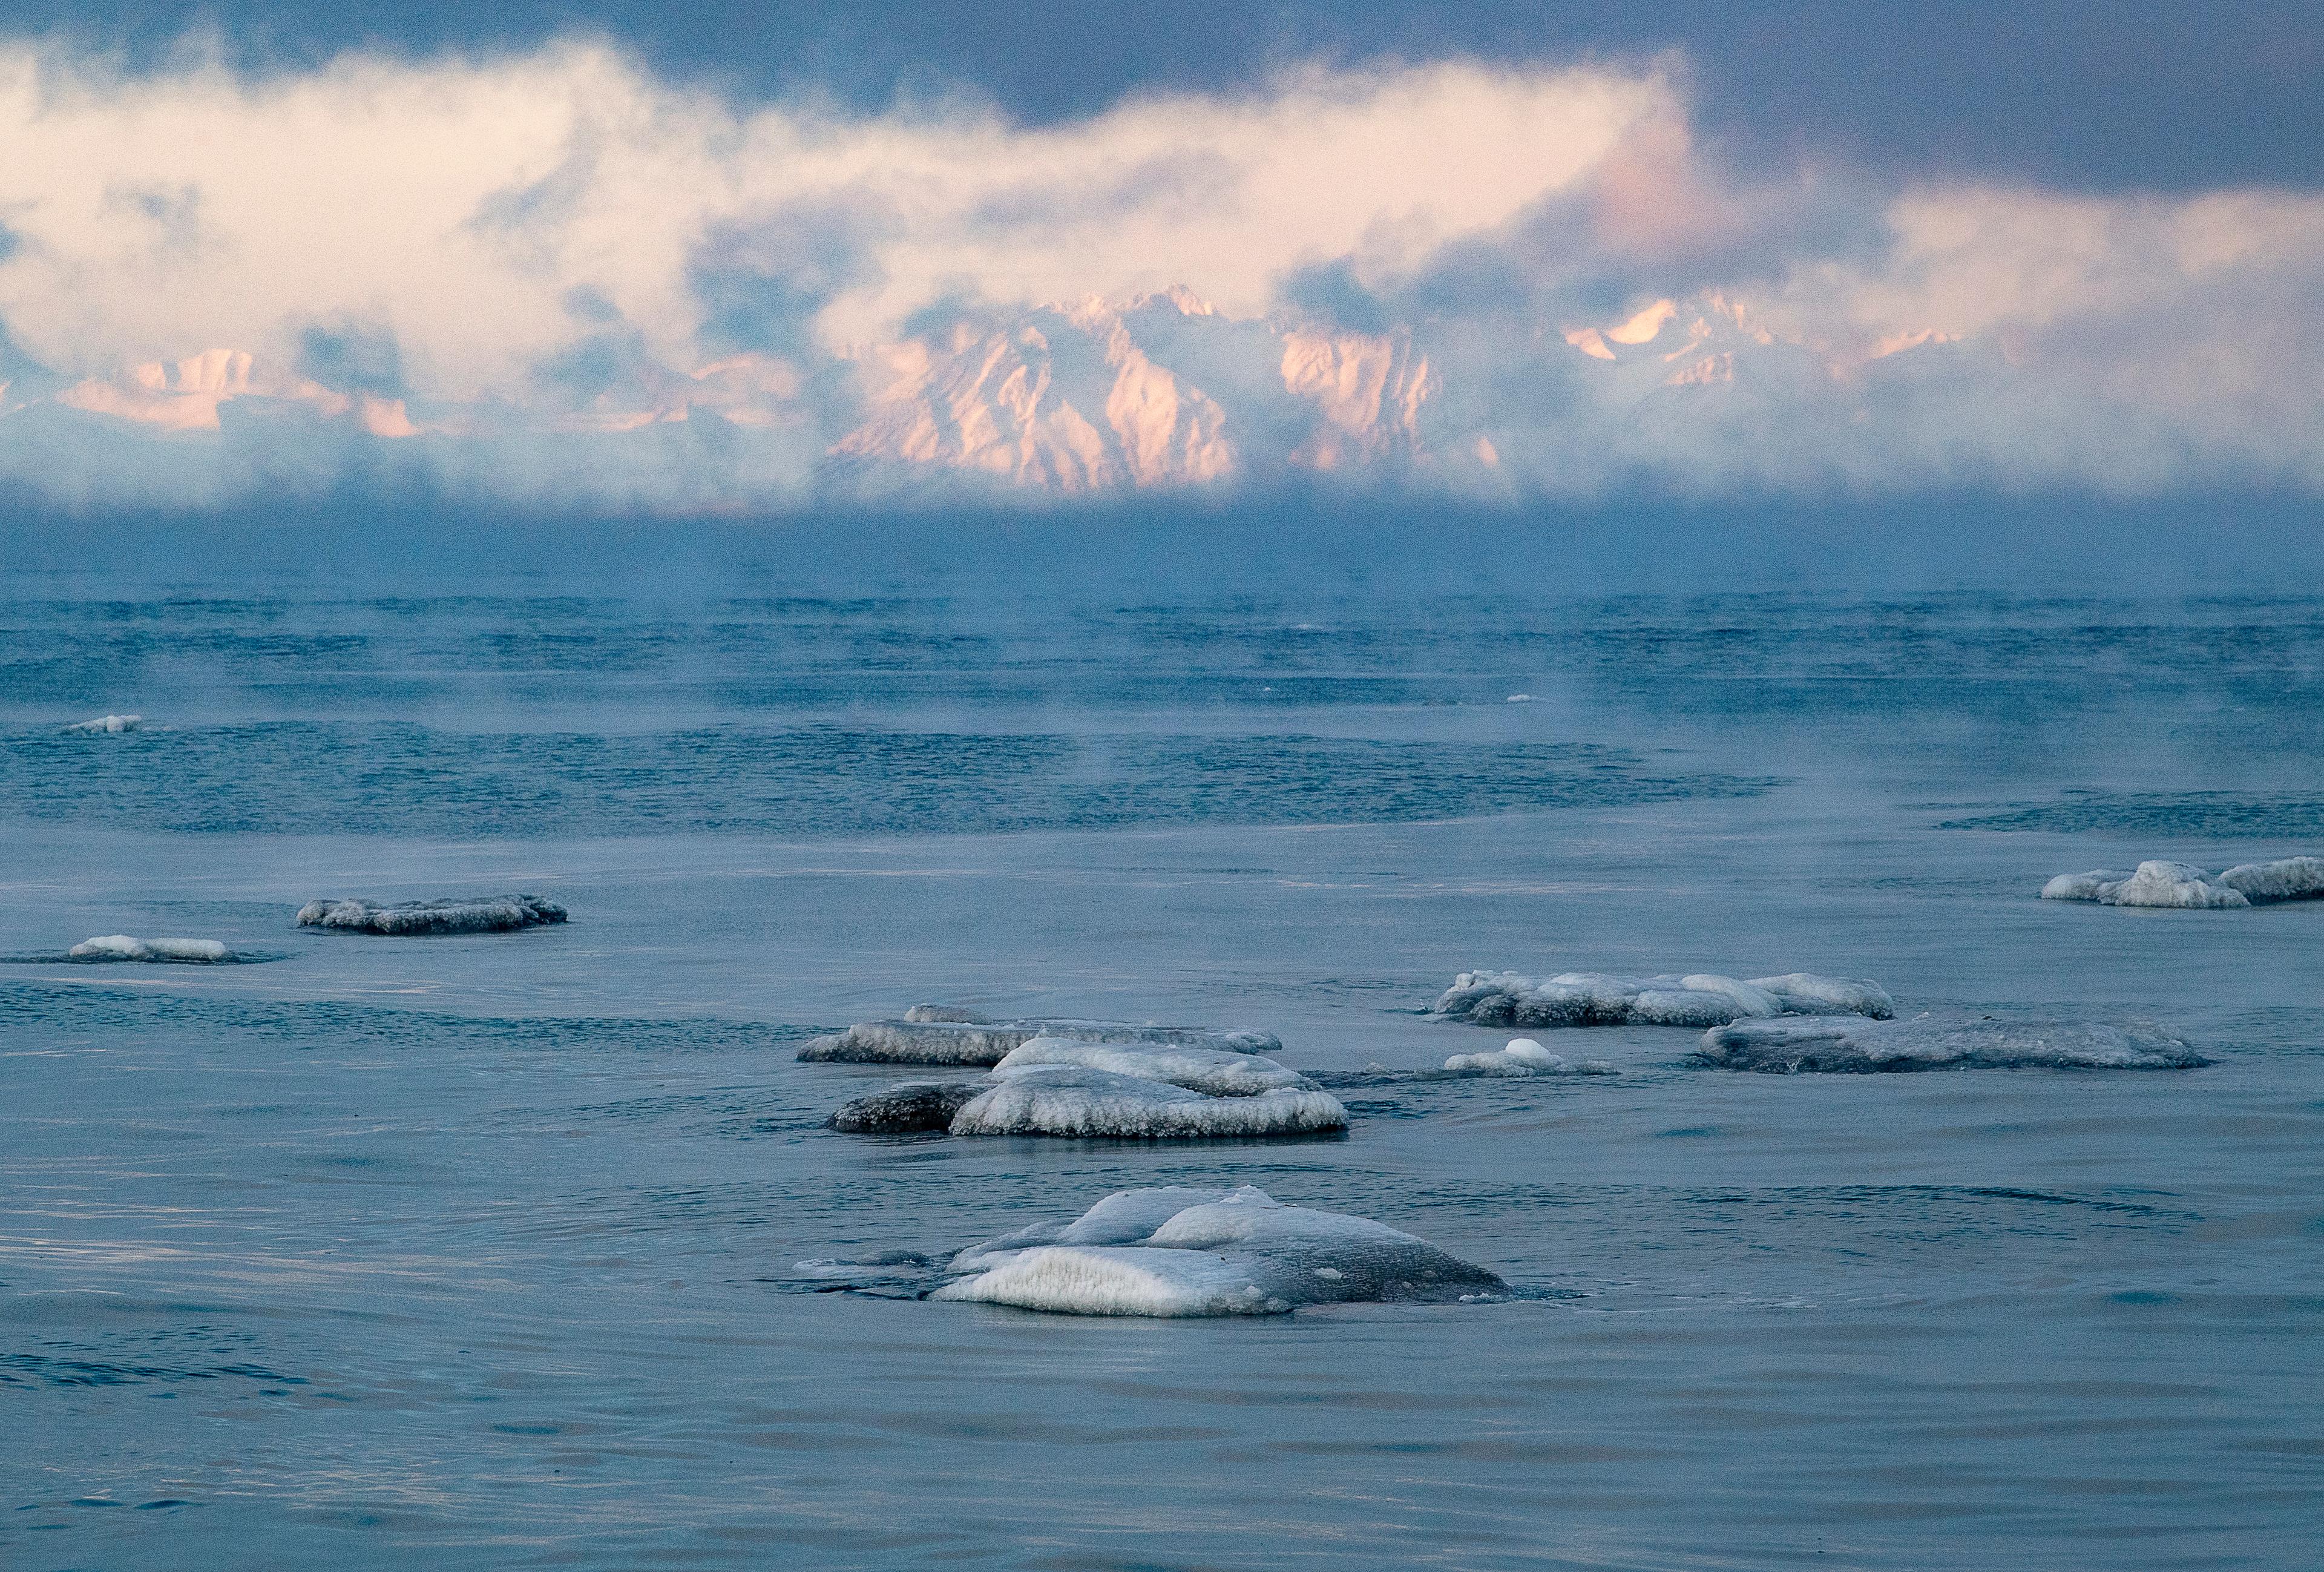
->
[931,1185,1506,1315]
[1442,1038,1615,1076]
[798,1013,1280,1065]
[1434,970,1893,1028]
[2043,857,2324,909]
[65,935,235,963]
[1694,1015,2208,1073]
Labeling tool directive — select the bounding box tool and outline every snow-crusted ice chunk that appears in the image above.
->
[65,935,233,963]
[933,1185,1505,1316]
[1434,969,1891,1027]
[1695,1015,2208,1073]
[296,894,568,935]
[1441,1037,1615,1076]
[993,1036,1316,1096]
[2040,860,2249,909]
[798,1020,1042,1066]
[63,714,142,734]
[825,1080,987,1134]
[797,1016,1279,1065]
[2039,855,2324,909]
[2214,856,2324,904]
[948,1067,1348,1139]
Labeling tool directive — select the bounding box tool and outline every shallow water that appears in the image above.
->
[4,568,2321,1569]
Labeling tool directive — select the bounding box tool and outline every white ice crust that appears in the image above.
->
[933,1185,1505,1316]
[2043,856,2324,909]
[62,714,142,734]
[1695,1015,2207,1073]
[948,1067,1347,1139]
[1442,1037,1615,1076]
[66,935,232,962]
[799,1015,1279,1065]
[1434,969,1893,1028]
[993,1036,1316,1096]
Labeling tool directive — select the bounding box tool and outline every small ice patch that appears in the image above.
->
[993,1036,1316,1096]
[66,935,233,964]
[1442,1038,1613,1076]
[798,1015,1279,1065]
[296,895,567,935]
[1434,969,1891,1028]
[2045,856,2324,909]
[1695,1015,2208,1073]
[932,1185,1505,1316]
[948,1067,1348,1139]
[62,714,142,734]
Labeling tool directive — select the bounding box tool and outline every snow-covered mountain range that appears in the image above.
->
[0,288,1971,499]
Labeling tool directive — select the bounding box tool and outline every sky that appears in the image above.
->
[0,2,2318,513]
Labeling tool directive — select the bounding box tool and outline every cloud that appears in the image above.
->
[0,39,2319,508]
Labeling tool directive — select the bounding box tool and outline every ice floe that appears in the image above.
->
[2043,856,2324,909]
[797,1014,1280,1065]
[826,1036,1345,1138]
[1442,1038,1615,1076]
[949,1068,1348,1139]
[1434,969,1893,1028]
[65,935,234,963]
[62,714,142,734]
[295,894,568,935]
[993,1036,1317,1096]
[1694,1015,2208,1073]
[930,1185,1506,1315]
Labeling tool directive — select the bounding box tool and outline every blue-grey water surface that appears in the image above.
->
[4,566,2320,1569]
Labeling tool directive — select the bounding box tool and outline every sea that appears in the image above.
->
[3,519,2320,1570]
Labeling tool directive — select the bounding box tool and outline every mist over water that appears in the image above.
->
[4,519,2321,1568]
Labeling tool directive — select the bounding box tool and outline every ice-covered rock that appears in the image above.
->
[992,1036,1316,1096]
[947,1067,1348,1139]
[798,1020,1043,1066]
[1441,1037,1614,1076]
[932,1185,1506,1316]
[2217,856,2324,903]
[826,1080,987,1134]
[65,935,233,963]
[295,894,568,935]
[2040,855,2324,908]
[797,1016,1279,1065]
[1695,1015,2208,1073]
[1434,969,1892,1028]
[2040,860,2248,909]
[62,714,142,734]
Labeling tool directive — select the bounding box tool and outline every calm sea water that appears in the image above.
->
[4,561,2320,1570]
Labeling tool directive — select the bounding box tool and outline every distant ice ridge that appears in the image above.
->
[1695,1016,2208,1073]
[1434,970,1893,1028]
[1442,1038,1616,1076]
[798,1008,1280,1065]
[826,1037,1347,1139]
[66,935,232,963]
[295,895,568,935]
[2043,857,2324,909]
[931,1185,1506,1316]
[62,714,142,734]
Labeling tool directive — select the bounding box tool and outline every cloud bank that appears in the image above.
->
[1,41,2319,509]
